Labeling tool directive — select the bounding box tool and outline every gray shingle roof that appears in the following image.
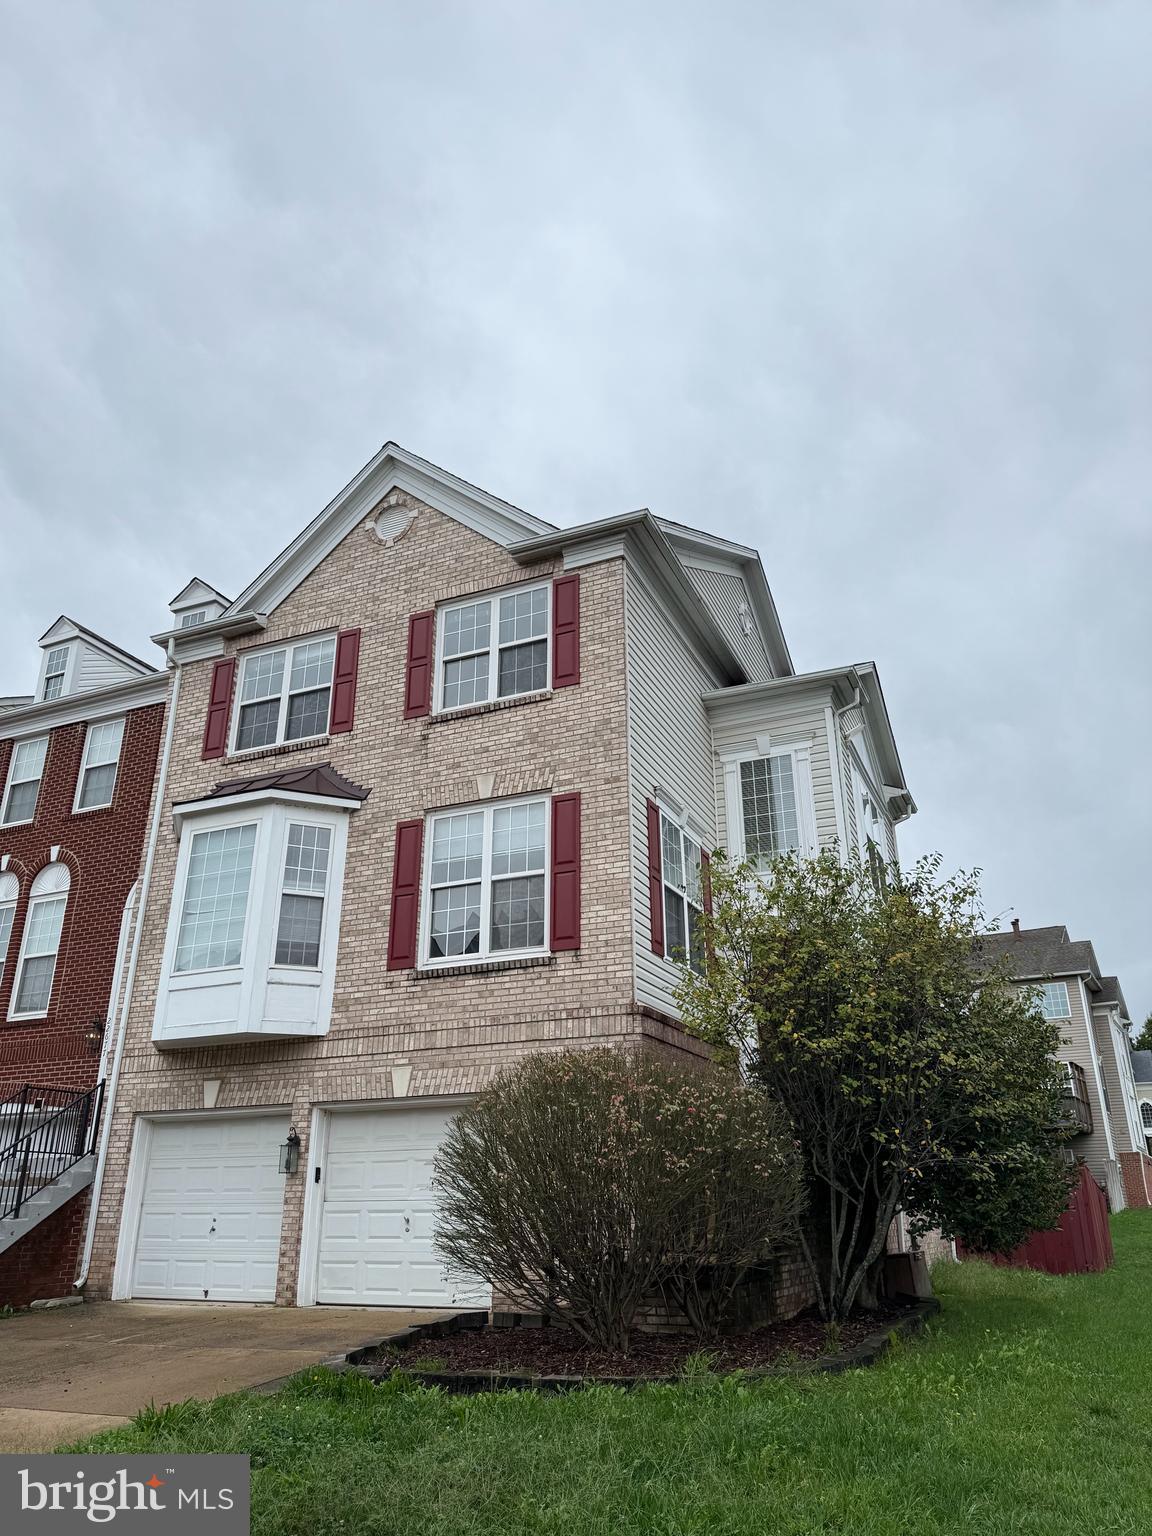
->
[975,926,1100,982]
[1094,975,1130,1017]
[1131,1050,1152,1085]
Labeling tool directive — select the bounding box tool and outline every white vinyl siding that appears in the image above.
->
[711,694,837,857]
[74,642,145,695]
[682,565,773,682]
[75,717,125,811]
[625,565,720,1018]
[2,736,49,826]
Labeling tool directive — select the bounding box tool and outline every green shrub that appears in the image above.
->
[433,1048,805,1351]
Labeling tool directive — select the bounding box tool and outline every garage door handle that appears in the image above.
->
[403,1215,410,1231]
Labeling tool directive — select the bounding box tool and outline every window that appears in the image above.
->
[739,755,800,865]
[179,610,207,629]
[2,737,48,825]
[41,646,70,701]
[9,862,70,1019]
[437,584,550,712]
[233,636,336,752]
[1141,1103,1152,1130]
[661,813,706,974]
[275,823,332,966]
[74,718,125,811]
[424,798,548,962]
[1038,981,1071,1020]
[0,872,17,984]
[174,823,258,971]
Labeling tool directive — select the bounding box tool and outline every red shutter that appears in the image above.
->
[550,793,582,951]
[403,611,435,719]
[700,849,713,918]
[329,628,361,734]
[201,657,237,760]
[386,819,424,971]
[646,798,664,955]
[551,573,580,688]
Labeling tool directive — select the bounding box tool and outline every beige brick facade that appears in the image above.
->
[87,492,710,1304]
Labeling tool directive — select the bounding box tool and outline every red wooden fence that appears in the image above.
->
[961,1165,1113,1276]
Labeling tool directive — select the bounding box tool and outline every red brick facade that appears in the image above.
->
[0,702,165,1098]
[0,1190,91,1308]
[1119,1150,1152,1211]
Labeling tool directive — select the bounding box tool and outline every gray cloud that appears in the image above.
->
[2,0,1149,1012]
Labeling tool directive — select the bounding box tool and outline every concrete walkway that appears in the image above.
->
[0,1300,453,1451]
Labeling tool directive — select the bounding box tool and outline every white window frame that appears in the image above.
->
[40,644,74,701]
[658,809,707,975]
[153,796,351,1047]
[419,794,551,968]
[433,582,552,715]
[0,872,18,987]
[179,609,208,629]
[720,740,819,866]
[73,717,126,813]
[1,736,49,827]
[229,633,338,755]
[1039,981,1071,1020]
[274,822,334,969]
[8,865,70,1021]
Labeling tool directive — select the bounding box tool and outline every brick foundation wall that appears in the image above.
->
[1119,1150,1152,1210]
[0,1189,89,1308]
[0,702,165,1099]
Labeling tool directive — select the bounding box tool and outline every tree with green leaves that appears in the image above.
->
[1131,1013,1152,1053]
[678,849,1071,1321]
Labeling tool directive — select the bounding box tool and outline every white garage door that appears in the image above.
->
[316,1107,489,1307]
[130,1115,289,1302]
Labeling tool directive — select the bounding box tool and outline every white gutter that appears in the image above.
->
[75,665,181,1290]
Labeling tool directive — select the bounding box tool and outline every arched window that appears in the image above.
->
[9,862,70,1020]
[0,871,17,982]
[1140,1102,1152,1131]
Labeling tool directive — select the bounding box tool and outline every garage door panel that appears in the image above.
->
[316,1108,489,1308]
[130,1116,287,1302]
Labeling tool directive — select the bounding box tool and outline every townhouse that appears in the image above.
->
[978,923,1150,1210]
[69,443,915,1310]
[0,620,167,1305]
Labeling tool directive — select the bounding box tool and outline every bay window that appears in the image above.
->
[154,793,356,1047]
[436,584,550,712]
[424,797,548,963]
[233,635,336,752]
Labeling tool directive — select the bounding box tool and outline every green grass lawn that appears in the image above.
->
[69,1214,1152,1535]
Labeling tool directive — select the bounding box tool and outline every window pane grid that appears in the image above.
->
[174,823,257,972]
[275,894,324,967]
[13,894,66,1015]
[77,719,124,809]
[661,814,705,975]
[3,737,48,824]
[235,639,335,750]
[1039,982,1071,1020]
[439,587,550,711]
[740,755,799,863]
[0,904,14,975]
[425,800,548,962]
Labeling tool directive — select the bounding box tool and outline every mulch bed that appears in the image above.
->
[365,1302,920,1381]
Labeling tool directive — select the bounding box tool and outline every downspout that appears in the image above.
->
[75,664,181,1289]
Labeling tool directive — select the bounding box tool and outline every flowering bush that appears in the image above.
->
[432,1048,805,1351]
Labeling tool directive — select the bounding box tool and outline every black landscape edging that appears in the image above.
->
[344,1297,941,1395]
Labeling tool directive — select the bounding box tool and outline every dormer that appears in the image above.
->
[168,578,231,632]
[36,618,156,702]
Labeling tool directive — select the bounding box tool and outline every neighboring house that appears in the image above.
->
[1130,1050,1152,1152]
[0,619,168,1305]
[977,922,1151,1212]
[84,442,915,1310]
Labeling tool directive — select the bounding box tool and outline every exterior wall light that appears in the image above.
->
[279,1126,302,1175]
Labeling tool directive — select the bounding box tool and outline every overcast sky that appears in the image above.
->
[2,2,1149,1015]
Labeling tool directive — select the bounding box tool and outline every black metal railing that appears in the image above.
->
[1056,1062,1093,1135]
[0,1082,104,1222]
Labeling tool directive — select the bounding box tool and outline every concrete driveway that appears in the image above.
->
[0,1300,453,1452]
